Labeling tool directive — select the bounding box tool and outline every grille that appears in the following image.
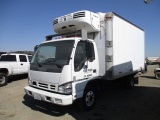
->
[32,81,56,91]
[50,85,56,90]
[39,82,48,88]
[73,12,85,19]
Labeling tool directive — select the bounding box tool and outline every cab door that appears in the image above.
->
[18,55,29,74]
[72,40,98,99]
[73,41,87,80]
[72,40,98,81]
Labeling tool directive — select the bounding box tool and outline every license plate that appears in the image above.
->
[33,93,41,101]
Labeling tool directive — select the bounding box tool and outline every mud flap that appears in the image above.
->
[134,76,139,84]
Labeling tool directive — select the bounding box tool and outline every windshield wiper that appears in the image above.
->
[42,60,63,68]
[37,62,42,67]
[54,63,63,68]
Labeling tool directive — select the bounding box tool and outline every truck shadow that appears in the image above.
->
[22,94,81,116]
[22,85,160,120]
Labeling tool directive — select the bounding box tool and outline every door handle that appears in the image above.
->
[93,69,96,73]
[21,63,23,65]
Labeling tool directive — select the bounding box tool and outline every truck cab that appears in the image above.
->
[25,37,99,109]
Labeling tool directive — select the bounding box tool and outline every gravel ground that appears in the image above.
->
[0,65,160,120]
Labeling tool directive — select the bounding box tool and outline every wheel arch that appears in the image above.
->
[155,71,160,80]
[85,78,100,91]
[155,70,160,73]
[0,68,9,75]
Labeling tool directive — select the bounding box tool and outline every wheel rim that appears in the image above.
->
[0,76,5,84]
[85,91,95,106]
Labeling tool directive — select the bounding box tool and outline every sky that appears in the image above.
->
[0,0,160,57]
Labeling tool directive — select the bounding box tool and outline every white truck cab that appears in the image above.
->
[25,37,99,107]
[24,10,145,110]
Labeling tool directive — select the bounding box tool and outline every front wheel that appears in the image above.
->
[0,73,8,87]
[155,72,160,80]
[78,85,96,111]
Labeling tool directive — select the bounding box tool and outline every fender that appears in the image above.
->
[154,68,160,73]
[72,76,100,100]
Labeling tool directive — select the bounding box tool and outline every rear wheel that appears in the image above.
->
[155,72,160,80]
[0,73,8,87]
[125,75,135,89]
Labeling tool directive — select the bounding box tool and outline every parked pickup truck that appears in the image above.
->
[0,53,32,86]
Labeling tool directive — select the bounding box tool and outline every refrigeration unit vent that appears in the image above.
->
[73,12,85,19]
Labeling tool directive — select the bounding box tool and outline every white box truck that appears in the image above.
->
[24,10,145,110]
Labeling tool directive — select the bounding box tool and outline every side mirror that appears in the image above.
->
[34,45,39,53]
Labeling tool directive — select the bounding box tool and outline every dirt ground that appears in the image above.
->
[0,65,160,120]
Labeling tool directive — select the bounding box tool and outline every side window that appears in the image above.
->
[74,41,87,72]
[28,56,32,62]
[0,55,16,61]
[91,43,95,61]
[88,42,95,62]
[19,55,27,62]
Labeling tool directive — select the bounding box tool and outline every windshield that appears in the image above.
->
[0,55,16,62]
[31,40,74,67]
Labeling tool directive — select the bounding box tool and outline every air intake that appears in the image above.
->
[73,12,85,19]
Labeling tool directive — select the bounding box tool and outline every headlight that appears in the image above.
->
[28,75,32,86]
[28,79,32,85]
[58,82,72,94]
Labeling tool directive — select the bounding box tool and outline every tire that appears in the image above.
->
[125,75,135,89]
[78,85,96,111]
[155,72,160,80]
[0,73,8,87]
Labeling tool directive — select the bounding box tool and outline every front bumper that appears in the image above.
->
[24,86,73,106]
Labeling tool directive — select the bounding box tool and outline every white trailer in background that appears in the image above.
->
[146,57,159,65]
[25,10,145,110]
